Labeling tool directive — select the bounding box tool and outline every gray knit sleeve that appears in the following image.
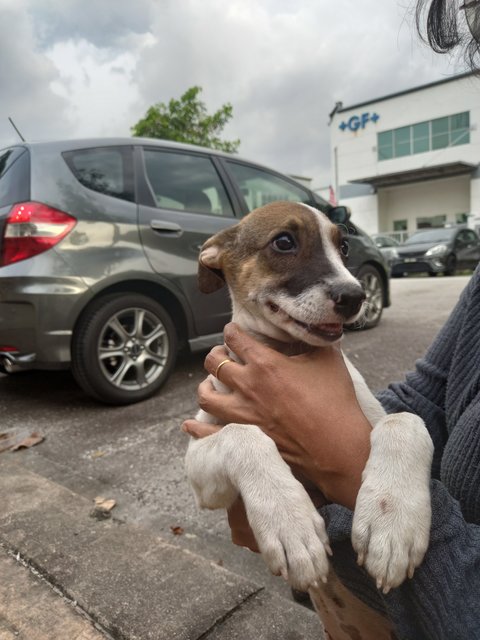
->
[376,271,474,477]
[319,269,480,639]
[321,478,480,639]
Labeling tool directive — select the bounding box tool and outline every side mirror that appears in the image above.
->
[328,205,351,225]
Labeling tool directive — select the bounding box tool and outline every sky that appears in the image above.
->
[0,0,469,190]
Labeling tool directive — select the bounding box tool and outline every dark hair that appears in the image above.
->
[416,0,480,69]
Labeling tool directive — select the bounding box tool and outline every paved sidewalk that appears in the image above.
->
[0,459,325,639]
[0,552,105,640]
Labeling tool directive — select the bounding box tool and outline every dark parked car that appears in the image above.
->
[0,138,390,404]
[391,226,480,277]
[371,234,400,269]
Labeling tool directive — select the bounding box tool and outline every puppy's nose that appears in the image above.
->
[330,283,366,318]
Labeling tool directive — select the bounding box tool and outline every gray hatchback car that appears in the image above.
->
[0,138,390,404]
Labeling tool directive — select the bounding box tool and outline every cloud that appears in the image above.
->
[0,0,467,187]
[0,1,71,145]
[26,0,155,50]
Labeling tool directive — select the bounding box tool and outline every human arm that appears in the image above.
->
[185,269,480,638]
[322,269,480,638]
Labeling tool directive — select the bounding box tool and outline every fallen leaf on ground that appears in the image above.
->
[0,430,44,453]
[90,496,117,521]
[93,496,116,511]
[170,525,184,536]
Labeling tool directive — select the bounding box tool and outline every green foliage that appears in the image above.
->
[131,86,240,153]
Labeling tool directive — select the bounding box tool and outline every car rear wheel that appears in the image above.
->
[353,265,385,330]
[72,293,177,405]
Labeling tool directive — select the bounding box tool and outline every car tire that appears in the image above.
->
[72,293,177,405]
[444,255,457,276]
[350,265,385,330]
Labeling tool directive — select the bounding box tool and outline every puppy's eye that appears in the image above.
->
[272,233,296,253]
[340,239,349,257]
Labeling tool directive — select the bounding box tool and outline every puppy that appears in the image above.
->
[185,201,433,598]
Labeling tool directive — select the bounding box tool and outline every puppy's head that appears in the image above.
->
[198,201,365,346]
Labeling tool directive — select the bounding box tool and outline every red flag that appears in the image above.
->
[328,185,337,206]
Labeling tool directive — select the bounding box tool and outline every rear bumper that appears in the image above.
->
[0,276,89,369]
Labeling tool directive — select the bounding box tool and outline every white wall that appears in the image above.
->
[344,194,378,233]
[330,74,479,234]
[331,74,480,185]
[470,177,480,221]
[377,175,470,233]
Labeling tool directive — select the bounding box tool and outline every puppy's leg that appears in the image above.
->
[186,423,331,591]
[351,412,433,593]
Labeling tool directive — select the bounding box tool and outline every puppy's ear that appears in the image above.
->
[198,225,238,294]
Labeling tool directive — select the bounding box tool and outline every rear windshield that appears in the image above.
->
[0,147,30,208]
[63,146,135,202]
[405,229,454,244]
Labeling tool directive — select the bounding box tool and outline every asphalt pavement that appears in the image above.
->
[0,275,471,639]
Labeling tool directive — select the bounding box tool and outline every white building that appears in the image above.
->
[329,72,480,239]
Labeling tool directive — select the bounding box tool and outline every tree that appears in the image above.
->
[131,86,240,153]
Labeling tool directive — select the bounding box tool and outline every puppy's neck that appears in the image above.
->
[245,328,315,357]
[231,304,315,357]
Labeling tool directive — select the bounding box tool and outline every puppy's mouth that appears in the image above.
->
[267,301,344,342]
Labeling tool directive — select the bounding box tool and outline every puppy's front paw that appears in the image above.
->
[352,476,431,593]
[352,413,433,593]
[244,477,331,592]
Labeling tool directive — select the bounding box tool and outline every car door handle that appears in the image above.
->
[150,220,183,236]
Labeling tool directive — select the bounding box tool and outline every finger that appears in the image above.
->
[204,344,229,373]
[182,419,221,438]
[204,355,242,388]
[223,322,275,364]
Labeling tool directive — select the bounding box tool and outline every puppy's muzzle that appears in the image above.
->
[330,282,366,319]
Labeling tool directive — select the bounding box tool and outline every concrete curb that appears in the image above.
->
[0,459,324,639]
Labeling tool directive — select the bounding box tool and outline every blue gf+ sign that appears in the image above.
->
[339,112,380,132]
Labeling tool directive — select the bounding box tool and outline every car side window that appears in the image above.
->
[225,161,311,213]
[142,149,234,217]
[0,148,30,208]
[463,230,479,244]
[62,147,135,202]
[63,146,135,202]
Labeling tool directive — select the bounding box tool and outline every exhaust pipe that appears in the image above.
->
[0,352,35,373]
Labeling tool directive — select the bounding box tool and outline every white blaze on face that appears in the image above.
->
[303,204,359,286]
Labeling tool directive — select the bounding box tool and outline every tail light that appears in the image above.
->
[1,202,77,267]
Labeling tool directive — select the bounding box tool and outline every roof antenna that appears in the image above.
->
[8,117,26,142]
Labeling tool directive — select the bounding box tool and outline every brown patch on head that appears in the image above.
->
[198,201,324,294]
[329,223,349,264]
[197,202,346,322]
[226,202,323,301]
[227,202,335,292]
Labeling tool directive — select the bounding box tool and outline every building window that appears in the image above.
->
[416,215,447,229]
[393,220,407,231]
[378,131,393,160]
[377,112,469,161]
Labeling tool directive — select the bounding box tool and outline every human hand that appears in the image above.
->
[183,323,372,510]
